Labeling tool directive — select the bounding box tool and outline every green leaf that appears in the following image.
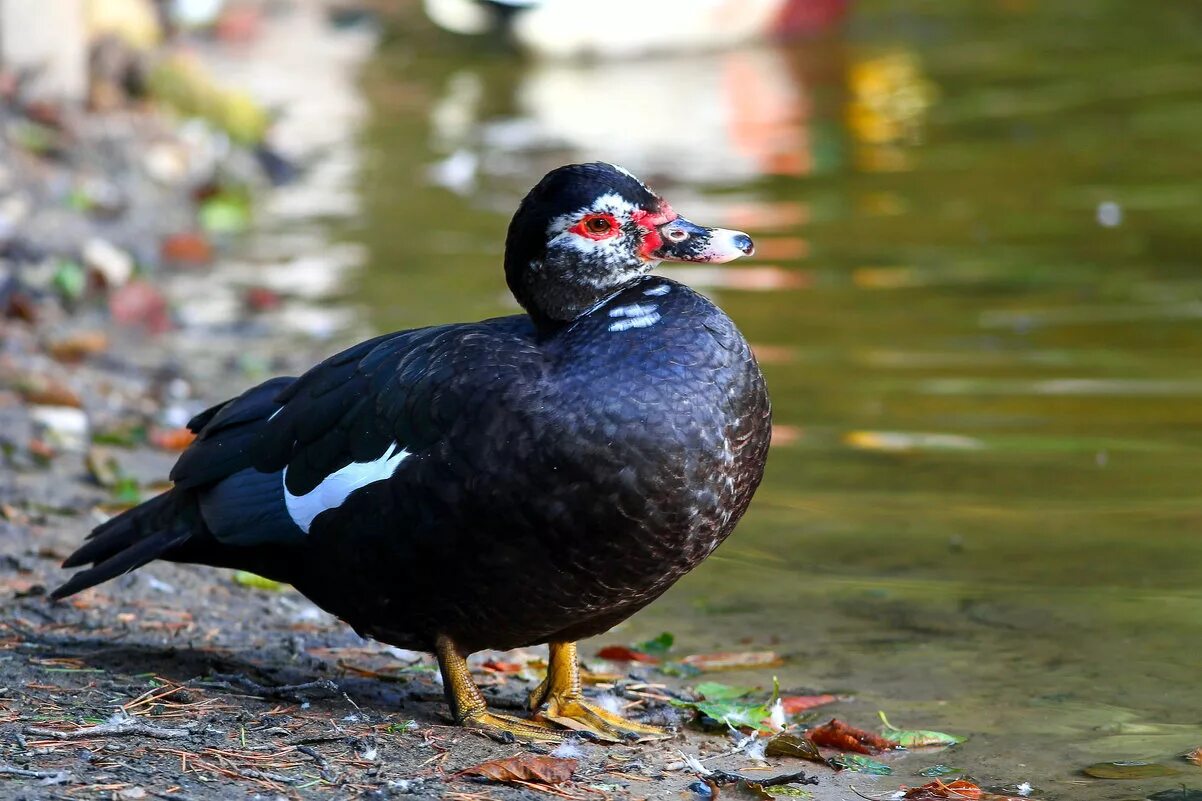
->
[878,711,966,747]
[764,733,825,763]
[232,571,286,591]
[53,260,87,301]
[694,682,756,701]
[637,631,674,657]
[829,753,893,775]
[200,193,251,234]
[111,477,142,505]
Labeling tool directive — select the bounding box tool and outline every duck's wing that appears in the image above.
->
[176,316,543,506]
[54,320,541,597]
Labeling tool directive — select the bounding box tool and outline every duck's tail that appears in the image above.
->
[51,490,199,600]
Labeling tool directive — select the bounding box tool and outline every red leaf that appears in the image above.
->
[597,645,659,664]
[806,718,897,754]
[781,694,839,715]
[457,754,577,785]
[480,659,524,674]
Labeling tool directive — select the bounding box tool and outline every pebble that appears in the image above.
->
[29,405,90,452]
[83,238,134,287]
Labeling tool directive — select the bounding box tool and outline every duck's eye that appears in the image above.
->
[585,216,613,234]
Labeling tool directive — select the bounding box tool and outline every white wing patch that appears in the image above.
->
[608,302,661,332]
[642,283,671,296]
[283,442,409,533]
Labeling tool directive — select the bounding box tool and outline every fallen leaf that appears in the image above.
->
[807,719,896,754]
[48,331,108,362]
[161,232,213,265]
[1186,747,1201,765]
[457,754,577,785]
[731,779,773,799]
[596,645,659,664]
[480,659,524,674]
[764,733,825,763]
[903,779,983,799]
[695,682,757,701]
[149,427,196,451]
[680,651,783,672]
[781,695,839,715]
[199,192,251,234]
[1082,760,1180,779]
[7,370,82,407]
[828,753,892,774]
[52,260,87,300]
[637,631,675,658]
[878,711,966,747]
[232,571,286,592]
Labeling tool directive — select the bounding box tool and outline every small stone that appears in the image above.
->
[143,142,189,184]
[1096,201,1122,227]
[82,238,134,287]
[30,406,90,452]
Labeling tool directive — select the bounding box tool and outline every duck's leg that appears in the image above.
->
[434,634,562,743]
[528,641,671,742]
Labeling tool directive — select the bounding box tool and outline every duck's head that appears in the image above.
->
[505,162,754,324]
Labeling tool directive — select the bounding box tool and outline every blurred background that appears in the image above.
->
[2,1,1201,796]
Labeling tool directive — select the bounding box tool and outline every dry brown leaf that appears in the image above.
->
[457,753,577,785]
[680,650,783,671]
[807,718,896,754]
[48,331,109,362]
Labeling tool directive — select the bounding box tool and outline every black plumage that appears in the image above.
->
[54,163,770,737]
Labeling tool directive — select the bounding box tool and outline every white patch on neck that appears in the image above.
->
[283,443,409,533]
[607,302,661,332]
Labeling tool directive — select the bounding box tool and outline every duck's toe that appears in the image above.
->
[462,709,565,743]
[538,696,672,743]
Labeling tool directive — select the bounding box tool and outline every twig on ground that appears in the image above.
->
[25,711,195,741]
[191,672,340,702]
[0,763,72,783]
[708,768,819,788]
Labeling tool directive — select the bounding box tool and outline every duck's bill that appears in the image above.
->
[651,217,755,264]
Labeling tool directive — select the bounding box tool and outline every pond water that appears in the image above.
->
[353,2,1202,797]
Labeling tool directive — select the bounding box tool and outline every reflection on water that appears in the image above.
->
[357,2,1202,797]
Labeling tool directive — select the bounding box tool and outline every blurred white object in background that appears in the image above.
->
[424,0,846,59]
[0,0,89,100]
[427,48,810,193]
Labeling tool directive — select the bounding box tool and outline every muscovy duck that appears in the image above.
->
[53,163,772,742]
